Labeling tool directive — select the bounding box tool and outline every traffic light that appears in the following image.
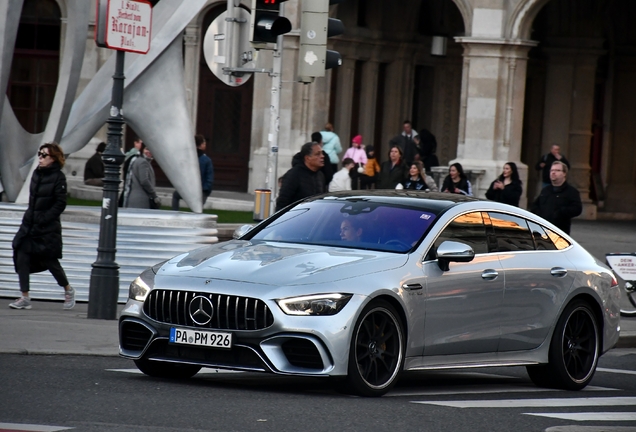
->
[250,0,292,49]
[297,0,345,83]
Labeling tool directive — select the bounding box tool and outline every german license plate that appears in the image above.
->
[169,327,232,349]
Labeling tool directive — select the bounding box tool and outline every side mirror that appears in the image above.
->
[233,224,254,239]
[437,240,475,271]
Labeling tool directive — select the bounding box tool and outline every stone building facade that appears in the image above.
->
[5,0,636,218]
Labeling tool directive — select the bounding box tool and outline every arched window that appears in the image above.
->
[7,0,61,133]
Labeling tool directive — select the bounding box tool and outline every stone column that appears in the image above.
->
[541,38,605,219]
[453,38,535,206]
[358,61,380,147]
[332,57,356,147]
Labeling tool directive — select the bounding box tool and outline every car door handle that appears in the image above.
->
[551,267,568,277]
[481,269,499,280]
[402,283,423,291]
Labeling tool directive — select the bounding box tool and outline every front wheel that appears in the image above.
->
[344,300,405,397]
[527,300,600,390]
[134,358,201,379]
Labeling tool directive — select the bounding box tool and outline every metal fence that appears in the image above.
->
[0,204,218,303]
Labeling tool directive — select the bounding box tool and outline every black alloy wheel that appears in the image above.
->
[345,300,404,397]
[527,300,600,390]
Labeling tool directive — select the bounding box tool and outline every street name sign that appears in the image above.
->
[95,0,152,54]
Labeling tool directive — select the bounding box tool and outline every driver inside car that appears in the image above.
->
[340,218,363,242]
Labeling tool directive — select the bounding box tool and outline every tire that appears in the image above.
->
[134,358,201,379]
[527,300,600,390]
[344,300,405,397]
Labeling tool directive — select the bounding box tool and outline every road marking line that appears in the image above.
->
[0,423,72,431]
[524,412,636,421]
[411,397,636,408]
[390,385,616,398]
[597,367,636,376]
[389,385,555,397]
[106,368,242,374]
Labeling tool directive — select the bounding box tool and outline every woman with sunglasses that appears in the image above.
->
[10,143,75,310]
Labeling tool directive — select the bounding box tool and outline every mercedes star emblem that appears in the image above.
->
[189,295,214,326]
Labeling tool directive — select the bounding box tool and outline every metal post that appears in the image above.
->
[87,50,126,320]
[226,0,236,70]
[265,32,283,211]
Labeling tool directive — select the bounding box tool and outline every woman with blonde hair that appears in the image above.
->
[10,142,75,310]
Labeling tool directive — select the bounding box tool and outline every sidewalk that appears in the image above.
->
[0,218,635,357]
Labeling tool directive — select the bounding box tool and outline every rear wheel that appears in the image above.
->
[134,358,201,379]
[527,300,600,390]
[344,300,405,397]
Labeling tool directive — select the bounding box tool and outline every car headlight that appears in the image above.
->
[128,268,155,301]
[277,293,352,316]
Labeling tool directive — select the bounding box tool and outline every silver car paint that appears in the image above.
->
[119,198,620,378]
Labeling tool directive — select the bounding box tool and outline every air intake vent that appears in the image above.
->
[282,339,324,370]
[121,321,153,351]
[143,290,274,330]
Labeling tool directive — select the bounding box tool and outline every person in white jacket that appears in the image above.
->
[329,158,355,192]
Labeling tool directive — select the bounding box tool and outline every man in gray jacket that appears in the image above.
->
[123,146,161,209]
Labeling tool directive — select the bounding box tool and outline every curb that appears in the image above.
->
[616,333,636,349]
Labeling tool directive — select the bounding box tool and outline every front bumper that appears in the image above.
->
[119,295,365,377]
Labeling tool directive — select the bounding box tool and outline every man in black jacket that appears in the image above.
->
[531,161,582,234]
[535,144,570,189]
[83,142,106,186]
[276,142,325,211]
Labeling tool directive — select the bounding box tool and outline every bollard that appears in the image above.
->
[253,189,271,221]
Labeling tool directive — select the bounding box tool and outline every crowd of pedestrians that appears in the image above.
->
[276,121,581,236]
[4,122,585,311]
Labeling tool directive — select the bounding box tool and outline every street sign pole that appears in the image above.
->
[87,49,125,320]
[89,0,152,319]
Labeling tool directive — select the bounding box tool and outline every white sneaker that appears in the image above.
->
[64,287,75,310]
[9,296,31,310]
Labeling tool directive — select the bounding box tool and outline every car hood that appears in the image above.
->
[156,240,408,286]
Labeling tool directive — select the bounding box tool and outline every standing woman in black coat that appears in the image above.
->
[10,143,75,310]
[485,162,523,207]
[377,145,409,189]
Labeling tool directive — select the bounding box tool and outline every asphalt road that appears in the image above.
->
[1,349,635,432]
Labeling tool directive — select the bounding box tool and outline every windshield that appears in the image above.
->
[248,199,437,253]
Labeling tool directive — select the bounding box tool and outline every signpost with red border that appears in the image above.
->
[89,0,153,320]
[95,0,153,54]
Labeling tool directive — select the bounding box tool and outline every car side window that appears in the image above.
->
[488,212,535,252]
[527,220,557,250]
[429,212,489,259]
[544,227,571,250]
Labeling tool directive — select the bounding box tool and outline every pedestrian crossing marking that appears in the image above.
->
[524,412,636,421]
[0,423,72,431]
[412,396,636,408]
[388,384,616,398]
[597,367,636,376]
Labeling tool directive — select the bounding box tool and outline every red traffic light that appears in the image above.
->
[254,0,288,11]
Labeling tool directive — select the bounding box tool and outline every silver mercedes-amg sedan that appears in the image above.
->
[119,191,620,396]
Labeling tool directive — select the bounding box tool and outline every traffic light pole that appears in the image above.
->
[265,34,283,208]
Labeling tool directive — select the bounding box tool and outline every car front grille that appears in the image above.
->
[143,290,274,330]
